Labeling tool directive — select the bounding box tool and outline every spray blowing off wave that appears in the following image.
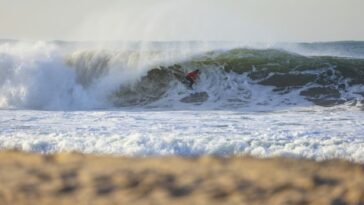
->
[0,41,364,110]
[0,41,212,109]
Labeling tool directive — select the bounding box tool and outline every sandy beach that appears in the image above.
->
[0,151,363,205]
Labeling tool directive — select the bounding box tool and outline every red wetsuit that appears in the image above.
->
[186,70,199,79]
[185,70,200,88]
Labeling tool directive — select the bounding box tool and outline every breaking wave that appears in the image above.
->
[0,41,363,110]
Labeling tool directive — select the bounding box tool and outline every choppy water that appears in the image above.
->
[1,106,363,162]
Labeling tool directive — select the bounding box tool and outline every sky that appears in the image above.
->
[0,0,363,42]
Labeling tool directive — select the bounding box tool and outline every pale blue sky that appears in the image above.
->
[0,0,363,42]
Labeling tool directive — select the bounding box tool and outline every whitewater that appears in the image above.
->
[0,40,364,162]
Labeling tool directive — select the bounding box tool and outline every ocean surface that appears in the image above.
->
[0,40,363,162]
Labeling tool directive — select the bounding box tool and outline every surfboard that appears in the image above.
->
[180,92,209,103]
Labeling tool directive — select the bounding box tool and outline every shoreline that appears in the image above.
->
[1,151,363,205]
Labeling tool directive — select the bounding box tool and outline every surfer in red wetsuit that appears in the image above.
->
[185,69,200,88]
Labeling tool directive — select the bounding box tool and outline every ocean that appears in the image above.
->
[0,40,363,161]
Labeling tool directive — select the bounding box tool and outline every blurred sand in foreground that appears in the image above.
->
[0,151,363,205]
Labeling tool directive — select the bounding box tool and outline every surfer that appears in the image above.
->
[185,69,200,88]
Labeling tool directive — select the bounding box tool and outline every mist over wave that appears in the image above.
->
[0,40,363,110]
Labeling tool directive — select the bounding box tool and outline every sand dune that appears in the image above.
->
[0,151,363,205]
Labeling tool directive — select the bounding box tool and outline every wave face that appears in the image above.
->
[0,41,363,110]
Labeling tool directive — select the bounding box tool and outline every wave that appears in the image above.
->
[0,41,363,110]
[107,47,364,108]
